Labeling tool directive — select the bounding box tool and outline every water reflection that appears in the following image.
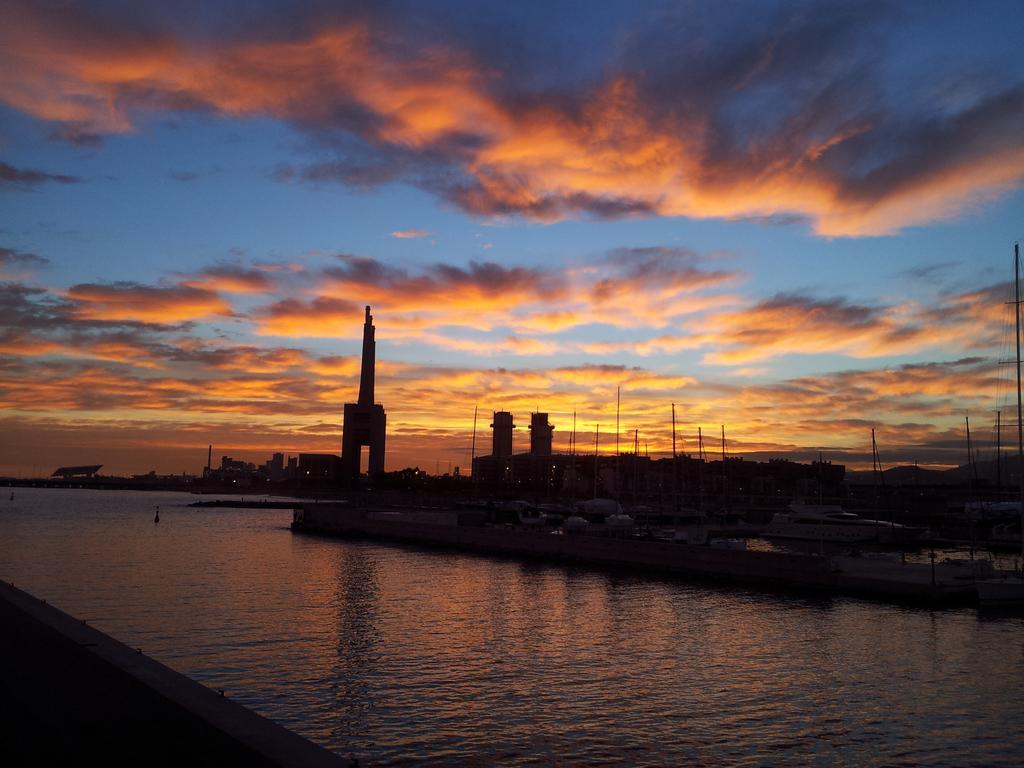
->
[331,543,381,743]
[1,488,1022,766]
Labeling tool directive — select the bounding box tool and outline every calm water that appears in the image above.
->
[2,488,1023,767]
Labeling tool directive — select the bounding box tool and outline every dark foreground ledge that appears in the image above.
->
[0,581,352,767]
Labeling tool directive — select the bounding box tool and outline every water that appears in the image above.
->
[2,488,1023,766]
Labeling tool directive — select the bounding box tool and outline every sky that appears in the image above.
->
[2,0,1024,476]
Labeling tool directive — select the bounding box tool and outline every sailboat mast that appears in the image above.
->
[721,425,727,511]
[569,410,576,504]
[817,451,823,505]
[594,423,600,499]
[996,410,1002,501]
[871,428,880,525]
[615,386,621,498]
[571,410,576,456]
[1015,242,1023,561]
[633,428,639,503]
[967,416,979,490]
[470,405,478,482]
[698,426,705,511]
[671,403,678,511]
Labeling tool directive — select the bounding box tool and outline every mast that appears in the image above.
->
[470,405,478,483]
[671,403,678,512]
[1015,243,1023,561]
[871,428,877,499]
[996,410,1002,501]
[871,428,881,527]
[615,386,621,498]
[966,416,979,488]
[570,410,577,506]
[698,426,705,512]
[632,428,639,505]
[594,423,600,499]
[817,451,823,505]
[721,424,727,512]
[967,415,979,555]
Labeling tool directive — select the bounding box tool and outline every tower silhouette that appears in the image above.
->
[341,306,387,480]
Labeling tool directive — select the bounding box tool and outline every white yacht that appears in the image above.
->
[764,503,921,543]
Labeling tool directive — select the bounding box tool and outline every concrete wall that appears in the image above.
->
[0,581,352,767]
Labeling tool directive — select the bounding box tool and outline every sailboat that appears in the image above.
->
[976,243,1024,605]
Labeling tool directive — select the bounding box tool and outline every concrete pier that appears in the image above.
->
[293,504,982,605]
[0,581,352,767]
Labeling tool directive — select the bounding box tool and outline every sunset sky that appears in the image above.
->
[2,0,1024,476]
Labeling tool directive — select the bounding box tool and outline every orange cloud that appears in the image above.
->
[181,265,276,294]
[2,6,1022,235]
[254,296,359,337]
[0,329,1006,475]
[414,333,562,356]
[320,255,565,315]
[247,251,739,344]
[66,282,233,324]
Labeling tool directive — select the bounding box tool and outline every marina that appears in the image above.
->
[2,487,1022,766]
[291,502,1000,605]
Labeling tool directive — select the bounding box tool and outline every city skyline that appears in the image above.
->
[3,1,1024,475]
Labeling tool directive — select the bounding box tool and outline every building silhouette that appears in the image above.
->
[341,305,387,480]
[529,412,554,456]
[491,411,515,458]
[472,409,847,509]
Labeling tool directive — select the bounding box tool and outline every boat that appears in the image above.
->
[672,526,709,545]
[964,500,1021,519]
[562,515,589,533]
[764,503,923,543]
[976,244,1024,605]
[605,512,635,532]
[977,574,1024,605]
[709,537,747,551]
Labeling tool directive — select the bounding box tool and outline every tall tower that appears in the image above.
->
[491,411,515,457]
[358,305,375,406]
[529,412,554,456]
[341,306,387,480]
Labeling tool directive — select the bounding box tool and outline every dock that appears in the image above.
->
[0,581,353,767]
[292,504,990,605]
[188,499,307,509]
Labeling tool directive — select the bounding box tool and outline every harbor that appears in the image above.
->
[3,486,1022,767]
[291,502,1006,605]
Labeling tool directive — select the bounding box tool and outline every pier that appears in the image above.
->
[292,504,988,605]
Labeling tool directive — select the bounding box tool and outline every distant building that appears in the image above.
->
[471,407,847,507]
[219,455,255,474]
[51,465,102,478]
[258,452,287,481]
[299,453,342,480]
[341,306,387,480]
